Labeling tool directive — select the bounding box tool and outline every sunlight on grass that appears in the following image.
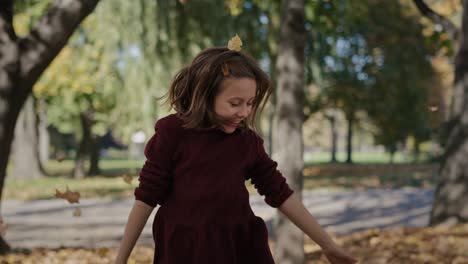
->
[305,151,431,164]
[5,176,138,201]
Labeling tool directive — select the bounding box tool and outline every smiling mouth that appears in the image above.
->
[227,121,240,127]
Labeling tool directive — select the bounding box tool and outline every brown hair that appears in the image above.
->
[163,47,272,132]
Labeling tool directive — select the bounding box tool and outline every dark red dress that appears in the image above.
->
[134,114,293,264]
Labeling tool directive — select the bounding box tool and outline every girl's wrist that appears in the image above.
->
[319,239,339,252]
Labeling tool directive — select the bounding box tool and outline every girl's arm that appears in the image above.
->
[115,200,154,264]
[278,193,357,264]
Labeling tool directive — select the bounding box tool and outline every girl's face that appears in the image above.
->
[214,77,256,133]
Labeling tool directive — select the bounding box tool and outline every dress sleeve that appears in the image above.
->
[247,132,294,208]
[134,118,178,207]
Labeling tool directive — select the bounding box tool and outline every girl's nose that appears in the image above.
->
[238,106,250,118]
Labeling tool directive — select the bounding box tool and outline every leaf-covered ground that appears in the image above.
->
[305,224,468,264]
[2,224,467,264]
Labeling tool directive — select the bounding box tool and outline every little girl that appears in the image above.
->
[115,37,357,264]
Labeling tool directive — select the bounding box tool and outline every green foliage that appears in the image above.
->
[305,0,445,153]
[33,13,121,138]
[18,0,449,154]
[89,0,282,141]
[12,0,49,36]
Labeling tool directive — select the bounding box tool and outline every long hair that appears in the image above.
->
[163,47,272,132]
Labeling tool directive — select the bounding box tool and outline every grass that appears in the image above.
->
[304,151,433,165]
[5,159,144,201]
[5,156,438,201]
[5,175,136,201]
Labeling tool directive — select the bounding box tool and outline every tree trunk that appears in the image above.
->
[37,99,50,166]
[88,134,101,176]
[73,110,93,179]
[11,95,43,179]
[0,0,100,252]
[267,7,279,157]
[0,1,24,254]
[345,113,354,164]
[325,111,338,163]
[389,151,395,164]
[430,0,468,225]
[268,106,275,156]
[413,141,421,163]
[273,0,306,263]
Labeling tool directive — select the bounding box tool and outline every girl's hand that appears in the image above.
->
[323,244,358,264]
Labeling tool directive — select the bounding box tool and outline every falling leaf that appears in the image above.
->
[122,174,133,185]
[56,152,66,163]
[227,34,242,51]
[55,186,80,204]
[72,208,81,217]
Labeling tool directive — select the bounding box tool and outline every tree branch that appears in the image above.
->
[0,0,16,41]
[413,0,460,43]
[18,0,100,95]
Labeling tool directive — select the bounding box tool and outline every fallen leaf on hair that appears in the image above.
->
[227,34,242,51]
[122,174,133,185]
[55,186,80,204]
[73,208,82,217]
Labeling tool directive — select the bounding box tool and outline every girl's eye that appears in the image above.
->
[230,103,240,107]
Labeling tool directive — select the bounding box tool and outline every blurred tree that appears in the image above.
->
[412,0,468,225]
[0,0,100,252]
[9,0,50,180]
[365,0,437,163]
[34,14,122,178]
[98,0,280,142]
[11,96,45,179]
[305,0,442,163]
[273,0,306,262]
[9,1,59,179]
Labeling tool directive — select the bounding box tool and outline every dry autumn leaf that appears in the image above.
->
[55,152,66,162]
[72,208,81,217]
[122,174,133,185]
[97,247,109,257]
[55,186,80,204]
[227,34,242,51]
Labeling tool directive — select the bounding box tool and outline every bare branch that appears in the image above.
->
[18,0,100,93]
[413,0,460,43]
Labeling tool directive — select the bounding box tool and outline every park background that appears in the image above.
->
[1,0,468,263]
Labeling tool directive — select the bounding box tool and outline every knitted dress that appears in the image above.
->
[135,114,293,264]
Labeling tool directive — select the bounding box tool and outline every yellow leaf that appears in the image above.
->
[97,247,109,257]
[55,186,80,204]
[225,0,243,16]
[122,174,133,185]
[227,34,243,51]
